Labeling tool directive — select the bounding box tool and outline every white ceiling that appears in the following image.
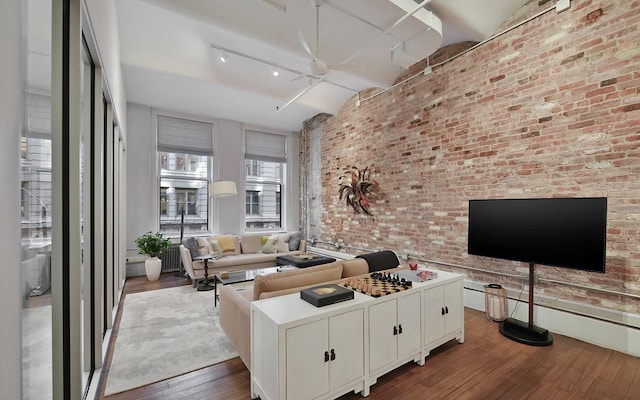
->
[67,1,531,132]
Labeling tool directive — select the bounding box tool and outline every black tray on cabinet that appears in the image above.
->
[300,284,354,307]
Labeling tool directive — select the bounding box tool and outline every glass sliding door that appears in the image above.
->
[22,0,53,398]
[80,38,97,394]
[21,0,116,397]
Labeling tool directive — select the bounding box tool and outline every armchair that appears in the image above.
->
[179,245,207,287]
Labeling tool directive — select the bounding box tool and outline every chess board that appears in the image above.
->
[341,274,412,297]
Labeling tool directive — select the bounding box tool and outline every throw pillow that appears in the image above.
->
[261,237,277,254]
[182,237,200,260]
[262,235,269,245]
[241,234,263,254]
[209,239,223,255]
[196,237,211,255]
[217,235,236,252]
[288,231,302,251]
[276,233,291,253]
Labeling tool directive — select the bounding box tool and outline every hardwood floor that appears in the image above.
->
[98,273,640,400]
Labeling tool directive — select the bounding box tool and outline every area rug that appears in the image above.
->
[104,285,238,396]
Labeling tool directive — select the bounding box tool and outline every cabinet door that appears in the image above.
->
[423,285,445,345]
[286,319,329,400]
[397,292,421,359]
[444,280,463,335]
[329,309,364,389]
[369,299,398,371]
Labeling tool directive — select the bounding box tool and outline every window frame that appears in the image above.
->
[244,158,284,231]
[155,113,214,236]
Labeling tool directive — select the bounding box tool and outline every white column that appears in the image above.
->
[0,0,24,398]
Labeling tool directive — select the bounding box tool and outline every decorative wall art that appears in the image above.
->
[338,166,379,216]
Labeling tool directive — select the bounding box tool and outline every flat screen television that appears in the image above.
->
[468,197,607,273]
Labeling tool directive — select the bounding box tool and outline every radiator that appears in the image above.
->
[160,244,182,272]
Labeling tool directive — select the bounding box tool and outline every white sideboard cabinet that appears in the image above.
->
[250,270,465,400]
[369,291,422,382]
[423,280,464,354]
[251,291,371,400]
[286,309,364,400]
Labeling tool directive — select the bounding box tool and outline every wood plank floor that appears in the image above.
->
[97,273,640,400]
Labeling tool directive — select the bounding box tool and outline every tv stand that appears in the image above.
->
[499,263,553,346]
[499,318,552,345]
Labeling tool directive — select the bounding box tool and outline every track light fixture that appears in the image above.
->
[210,43,301,76]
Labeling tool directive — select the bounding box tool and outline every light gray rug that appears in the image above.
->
[104,285,238,396]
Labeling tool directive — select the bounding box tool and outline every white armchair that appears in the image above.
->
[179,245,207,287]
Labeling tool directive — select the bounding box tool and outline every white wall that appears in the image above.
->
[0,1,24,398]
[125,103,154,249]
[125,105,302,254]
[215,119,245,234]
[464,282,640,357]
[83,0,127,134]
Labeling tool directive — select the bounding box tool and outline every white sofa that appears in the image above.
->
[179,232,305,286]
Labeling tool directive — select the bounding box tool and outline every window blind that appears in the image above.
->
[245,130,286,163]
[157,115,213,156]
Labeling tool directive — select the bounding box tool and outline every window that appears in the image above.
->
[157,115,213,235]
[244,130,286,230]
[246,190,260,215]
[246,160,260,177]
[21,137,27,159]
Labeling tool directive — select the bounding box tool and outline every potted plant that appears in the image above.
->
[135,231,172,281]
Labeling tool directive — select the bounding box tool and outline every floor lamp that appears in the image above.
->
[175,204,186,277]
[210,180,237,198]
[191,181,237,290]
[209,180,237,237]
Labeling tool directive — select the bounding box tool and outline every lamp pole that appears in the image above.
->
[176,203,186,278]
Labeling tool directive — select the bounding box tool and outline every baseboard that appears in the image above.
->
[125,261,146,277]
[463,280,640,357]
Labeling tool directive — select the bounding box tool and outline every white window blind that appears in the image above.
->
[157,115,213,156]
[245,130,286,163]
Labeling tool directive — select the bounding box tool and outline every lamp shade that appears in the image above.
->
[209,181,237,197]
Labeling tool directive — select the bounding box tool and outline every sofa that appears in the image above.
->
[219,250,401,370]
[179,232,306,287]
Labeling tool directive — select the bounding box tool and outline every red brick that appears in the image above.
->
[302,0,640,314]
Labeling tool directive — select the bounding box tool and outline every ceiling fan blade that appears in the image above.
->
[261,0,286,12]
[297,30,318,62]
[290,73,315,82]
[326,63,366,73]
[276,79,323,111]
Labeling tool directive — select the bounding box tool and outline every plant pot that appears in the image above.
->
[145,257,162,281]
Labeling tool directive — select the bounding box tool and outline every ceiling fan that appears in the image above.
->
[297,0,355,77]
[277,0,359,111]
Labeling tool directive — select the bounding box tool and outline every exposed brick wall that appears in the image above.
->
[301,0,640,313]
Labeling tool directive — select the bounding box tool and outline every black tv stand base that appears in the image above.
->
[499,318,553,346]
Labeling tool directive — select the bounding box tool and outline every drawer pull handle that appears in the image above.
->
[398,324,403,334]
[324,351,330,362]
[330,349,336,361]
[393,326,398,335]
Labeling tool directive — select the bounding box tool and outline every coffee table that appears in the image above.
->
[275,254,336,268]
[214,266,295,306]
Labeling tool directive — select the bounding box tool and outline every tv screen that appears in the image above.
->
[468,197,607,272]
